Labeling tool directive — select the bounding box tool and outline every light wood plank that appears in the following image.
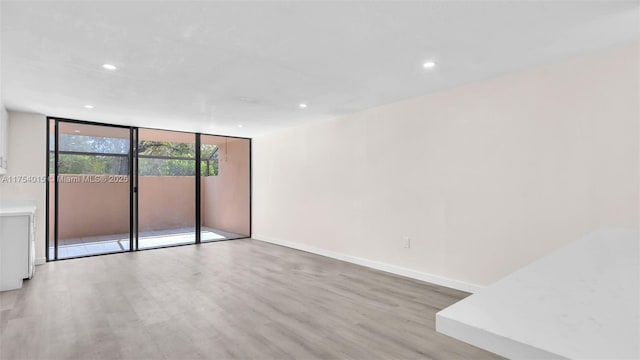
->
[0,239,502,359]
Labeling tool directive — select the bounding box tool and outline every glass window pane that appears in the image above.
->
[138,158,195,176]
[200,135,250,242]
[57,154,128,175]
[55,122,131,259]
[138,129,196,249]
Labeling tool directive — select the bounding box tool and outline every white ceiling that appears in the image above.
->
[1,1,639,138]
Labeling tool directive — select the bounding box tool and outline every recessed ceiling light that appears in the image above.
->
[74,130,81,133]
[423,61,437,69]
[84,105,94,109]
[237,124,243,128]
[298,103,307,108]
[102,64,117,70]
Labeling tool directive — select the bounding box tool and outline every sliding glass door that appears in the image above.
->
[49,121,132,259]
[137,129,196,249]
[200,135,250,241]
[47,118,251,261]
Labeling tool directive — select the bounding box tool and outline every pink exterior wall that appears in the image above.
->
[138,176,195,232]
[53,178,129,239]
[51,176,196,239]
[49,133,250,240]
[201,139,251,236]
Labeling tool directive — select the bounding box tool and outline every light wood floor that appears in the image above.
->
[0,239,501,359]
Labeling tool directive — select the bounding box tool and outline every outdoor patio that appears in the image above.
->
[49,226,244,259]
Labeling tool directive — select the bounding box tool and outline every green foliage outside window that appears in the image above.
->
[58,154,128,175]
[51,135,219,176]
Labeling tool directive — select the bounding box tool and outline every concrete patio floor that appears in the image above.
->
[49,227,245,259]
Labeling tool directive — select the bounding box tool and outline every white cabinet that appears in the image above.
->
[0,204,36,291]
[0,107,7,174]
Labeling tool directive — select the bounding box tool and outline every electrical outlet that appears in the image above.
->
[403,236,411,248]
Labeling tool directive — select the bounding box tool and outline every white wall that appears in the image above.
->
[252,43,640,291]
[0,112,47,264]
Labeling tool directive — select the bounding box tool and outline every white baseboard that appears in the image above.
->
[35,257,46,265]
[252,234,483,294]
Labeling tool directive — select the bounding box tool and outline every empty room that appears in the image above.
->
[0,1,638,359]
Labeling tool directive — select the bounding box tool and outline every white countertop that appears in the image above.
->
[436,228,639,359]
[0,201,37,217]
